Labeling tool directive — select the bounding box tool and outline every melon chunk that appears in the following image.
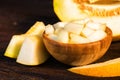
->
[88,30,107,42]
[53,22,67,29]
[57,29,69,43]
[64,23,84,35]
[45,24,54,34]
[86,21,106,31]
[81,27,95,37]
[45,20,107,44]
[70,33,90,43]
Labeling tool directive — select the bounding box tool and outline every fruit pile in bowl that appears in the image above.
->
[43,18,112,66]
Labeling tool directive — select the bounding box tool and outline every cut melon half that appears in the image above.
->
[53,0,120,41]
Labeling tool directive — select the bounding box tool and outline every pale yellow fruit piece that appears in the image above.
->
[92,16,120,41]
[88,30,107,42]
[64,23,84,35]
[86,21,106,31]
[47,34,58,41]
[68,58,120,77]
[53,22,67,29]
[4,21,46,59]
[81,27,95,37]
[26,21,45,36]
[16,35,49,66]
[54,27,64,35]
[70,33,90,43]
[45,24,54,34]
[57,29,69,43]
[4,34,26,58]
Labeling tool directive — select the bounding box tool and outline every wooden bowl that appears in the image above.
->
[43,27,112,66]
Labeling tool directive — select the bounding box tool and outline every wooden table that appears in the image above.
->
[0,0,120,80]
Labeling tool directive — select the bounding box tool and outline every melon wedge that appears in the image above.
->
[16,35,49,66]
[68,58,120,77]
[4,34,26,58]
[4,21,46,59]
[26,21,45,36]
[53,0,120,41]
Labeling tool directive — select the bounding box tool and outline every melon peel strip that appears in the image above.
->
[68,57,120,77]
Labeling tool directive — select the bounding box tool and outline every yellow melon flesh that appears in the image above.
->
[54,0,89,21]
[26,21,45,36]
[68,58,120,77]
[4,21,46,59]
[53,0,120,41]
[4,34,26,58]
[16,35,49,66]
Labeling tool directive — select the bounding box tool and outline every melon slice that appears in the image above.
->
[26,21,45,36]
[68,58,120,77]
[4,34,26,58]
[87,0,118,3]
[16,35,49,66]
[4,21,46,59]
[53,0,120,41]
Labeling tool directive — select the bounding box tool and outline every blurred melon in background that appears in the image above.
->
[53,0,120,41]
